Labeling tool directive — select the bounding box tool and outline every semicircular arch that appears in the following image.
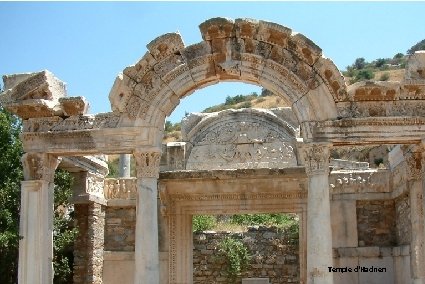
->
[109,17,347,140]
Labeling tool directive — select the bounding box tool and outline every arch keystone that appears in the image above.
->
[234,18,259,39]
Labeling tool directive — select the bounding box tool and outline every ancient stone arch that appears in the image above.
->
[2,17,425,284]
[109,17,344,141]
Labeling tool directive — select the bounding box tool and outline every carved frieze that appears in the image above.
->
[299,143,330,176]
[134,151,161,178]
[104,178,137,200]
[186,118,297,170]
[21,153,61,182]
[22,113,120,133]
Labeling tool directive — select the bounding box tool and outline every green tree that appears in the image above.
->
[0,106,23,284]
[353,57,366,69]
[53,170,77,284]
[407,39,425,55]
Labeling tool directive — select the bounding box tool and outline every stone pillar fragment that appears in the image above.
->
[405,149,425,284]
[133,151,161,284]
[18,153,60,284]
[299,143,333,284]
[73,203,105,284]
[119,154,131,178]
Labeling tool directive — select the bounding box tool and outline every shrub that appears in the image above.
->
[217,237,251,280]
[351,69,374,83]
[193,215,216,232]
[238,101,252,109]
[379,72,390,81]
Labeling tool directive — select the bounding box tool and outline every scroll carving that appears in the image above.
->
[21,153,61,182]
[299,143,330,176]
[134,151,161,178]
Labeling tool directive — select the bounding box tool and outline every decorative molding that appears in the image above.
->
[104,178,137,199]
[299,143,330,176]
[85,172,105,198]
[168,191,306,203]
[22,113,120,133]
[21,153,61,182]
[405,151,424,181]
[134,151,161,178]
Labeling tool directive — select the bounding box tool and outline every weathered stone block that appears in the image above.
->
[199,17,235,40]
[59,96,89,116]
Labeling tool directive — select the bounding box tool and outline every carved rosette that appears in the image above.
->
[299,143,330,176]
[405,151,424,181]
[21,153,61,182]
[134,151,161,178]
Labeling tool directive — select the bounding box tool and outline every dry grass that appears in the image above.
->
[250,95,290,108]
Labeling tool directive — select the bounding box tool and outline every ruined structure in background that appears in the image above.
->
[2,17,425,284]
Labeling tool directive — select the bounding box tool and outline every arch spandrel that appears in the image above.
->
[109,17,345,130]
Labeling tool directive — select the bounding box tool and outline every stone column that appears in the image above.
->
[73,202,105,284]
[119,154,131,177]
[299,143,333,284]
[405,149,425,284]
[133,151,161,284]
[18,153,61,284]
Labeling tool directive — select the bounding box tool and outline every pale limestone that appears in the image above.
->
[2,16,425,284]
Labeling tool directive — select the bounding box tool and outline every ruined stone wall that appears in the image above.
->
[193,227,299,284]
[356,200,396,247]
[104,207,136,251]
[395,193,411,245]
[73,203,105,284]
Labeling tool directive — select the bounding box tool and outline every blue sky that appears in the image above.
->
[1,2,424,122]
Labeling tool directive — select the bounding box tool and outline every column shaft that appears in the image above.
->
[18,180,54,284]
[133,151,161,284]
[18,153,60,284]
[307,174,333,284]
[406,150,425,284]
[135,177,159,283]
[300,143,333,284]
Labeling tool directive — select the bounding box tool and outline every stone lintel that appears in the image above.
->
[20,127,158,155]
[72,194,107,206]
[315,117,425,146]
[159,167,306,180]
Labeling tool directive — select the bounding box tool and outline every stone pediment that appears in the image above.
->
[183,108,298,170]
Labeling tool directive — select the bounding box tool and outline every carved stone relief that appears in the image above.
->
[85,172,105,198]
[21,153,61,182]
[134,151,161,178]
[186,118,297,170]
[104,178,137,200]
[299,143,330,175]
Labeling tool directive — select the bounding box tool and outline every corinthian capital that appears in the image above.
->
[21,153,61,182]
[299,143,330,176]
[133,151,161,178]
